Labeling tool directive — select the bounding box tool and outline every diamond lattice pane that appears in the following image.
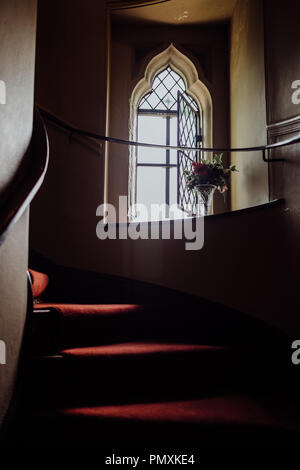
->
[177,92,199,215]
[139,66,198,112]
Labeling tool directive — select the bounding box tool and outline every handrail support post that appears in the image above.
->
[262,148,285,163]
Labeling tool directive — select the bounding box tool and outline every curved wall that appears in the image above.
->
[230,0,268,211]
[0,0,36,427]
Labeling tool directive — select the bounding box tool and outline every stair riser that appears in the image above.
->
[25,355,267,409]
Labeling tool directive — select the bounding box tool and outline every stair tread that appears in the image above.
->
[32,302,281,351]
[34,303,143,315]
[60,342,234,358]
[45,394,279,428]
[29,342,256,406]
[16,395,296,448]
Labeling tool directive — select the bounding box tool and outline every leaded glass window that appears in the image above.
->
[135,66,200,220]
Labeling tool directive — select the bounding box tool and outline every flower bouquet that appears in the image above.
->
[184,154,237,215]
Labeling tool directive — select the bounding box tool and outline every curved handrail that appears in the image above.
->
[0,108,49,246]
[108,0,171,10]
[38,105,300,155]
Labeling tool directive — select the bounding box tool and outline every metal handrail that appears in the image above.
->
[108,0,171,10]
[38,105,300,162]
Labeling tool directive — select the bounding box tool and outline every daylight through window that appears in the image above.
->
[135,66,201,220]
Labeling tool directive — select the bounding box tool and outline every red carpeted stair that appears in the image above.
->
[28,341,256,409]
[9,269,298,448]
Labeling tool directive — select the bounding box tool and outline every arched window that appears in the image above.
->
[129,44,212,220]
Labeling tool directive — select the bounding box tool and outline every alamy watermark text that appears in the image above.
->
[96,197,204,251]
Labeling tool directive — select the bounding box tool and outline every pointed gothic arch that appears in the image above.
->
[128,44,213,217]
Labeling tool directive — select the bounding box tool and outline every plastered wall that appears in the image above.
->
[0,0,36,426]
[230,0,268,210]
